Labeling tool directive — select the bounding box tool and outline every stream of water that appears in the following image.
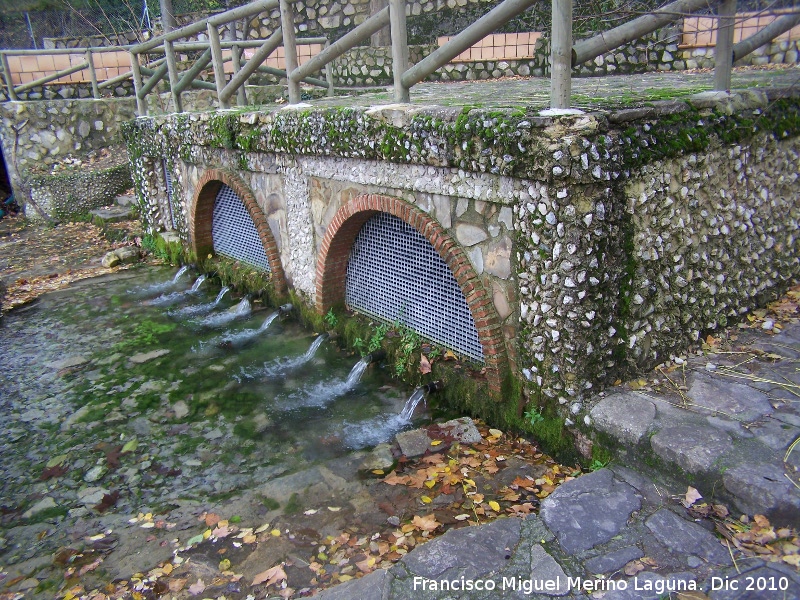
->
[0,266,427,515]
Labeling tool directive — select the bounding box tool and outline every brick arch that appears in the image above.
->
[316,194,506,396]
[190,167,286,296]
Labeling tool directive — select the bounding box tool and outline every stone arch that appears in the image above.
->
[191,167,286,296]
[316,194,506,395]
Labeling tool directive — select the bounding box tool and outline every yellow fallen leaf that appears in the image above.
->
[421,496,432,504]
[424,480,436,489]
[242,534,257,544]
[327,506,341,512]
[254,523,271,534]
[488,500,500,512]
[218,558,231,571]
[202,529,212,539]
[162,563,173,575]
[430,440,442,446]
[372,469,384,475]
[489,428,503,437]
[270,529,281,537]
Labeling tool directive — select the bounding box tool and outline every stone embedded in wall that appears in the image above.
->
[456,223,488,246]
[484,236,511,279]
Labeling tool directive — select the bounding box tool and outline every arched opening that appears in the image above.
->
[316,194,506,392]
[191,168,286,295]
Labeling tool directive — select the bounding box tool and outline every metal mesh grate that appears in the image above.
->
[163,160,176,230]
[346,212,483,362]
[211,184,271,272]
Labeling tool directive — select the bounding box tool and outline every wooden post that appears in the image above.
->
[228,19,248,106]
[550,0,572,109]
[389,0,409,102]
[324,40,335,97]
[86,49,100,98]
[371,0,391,46]
[714,0,736,91]
[1,53,18,101]
[164,39,183,112]
[208,22,230,109]
[130,51,147,115]
[280,0,301,103]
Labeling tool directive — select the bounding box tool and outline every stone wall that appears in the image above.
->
[0,97,137,218]
[122,89,800,431]
[28,164,132,221]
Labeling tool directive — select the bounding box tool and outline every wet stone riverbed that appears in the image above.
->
[0,266,433,596]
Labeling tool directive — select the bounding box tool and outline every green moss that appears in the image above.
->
[258,495,280,510]
[283,492,302,515]
[24,505,68,523]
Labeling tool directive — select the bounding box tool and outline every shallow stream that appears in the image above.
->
[0,265,425,528]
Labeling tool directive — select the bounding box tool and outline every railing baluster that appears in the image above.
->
[550,0,571,109]
[86,49,100,99]
[164,39,183,112]
[389,0,409,103]
[1,53,18,101]
[208,22,230,109]
[279,0,301,103]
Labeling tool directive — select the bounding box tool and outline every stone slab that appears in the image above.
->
[315,568,393,600]
[398,517,521,580]
[645,508,732,566]
[590,392,656,445]
[585,545,644,574]
[687,374,773,423]
[650,423,732,475]
[722,463,800,527]
[89,205,136,223]
[129,349,170,364]
[540,469,641,555]
[528,544,570,596]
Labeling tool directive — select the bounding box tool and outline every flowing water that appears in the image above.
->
[0,266,426,518]
[169,285,230,318]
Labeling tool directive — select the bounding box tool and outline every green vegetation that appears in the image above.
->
[113,319,176,352]
[141,233,184,265]
[283,492,302,515]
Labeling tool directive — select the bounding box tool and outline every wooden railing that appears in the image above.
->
[3,0,799,112]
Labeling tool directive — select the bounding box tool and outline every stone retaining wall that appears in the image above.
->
[123,89,800,433]
[28,164,132,222]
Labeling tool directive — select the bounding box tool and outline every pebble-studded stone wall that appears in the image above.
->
[28,164,132,222]
[122,89,800,426]
[0,97,137,220]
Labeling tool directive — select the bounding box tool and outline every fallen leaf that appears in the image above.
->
[430,440,442,446]
[420,496,432,504]
[419,354,431,374]
[218,558,231,571]
[252,564,287,587]
[204,513,221,527]
[413,514,441,532]
[454,513,471,521]
[270,529,281,536]
[188,579,205,596]
[168,578,187,592]
[304,509,318,515]
[327,506,341,512]
[488,500,501,512]
[683,486,703,508]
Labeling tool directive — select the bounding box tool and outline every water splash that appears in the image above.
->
[341,387,427,449]
[277,356,370,411]
[399,387,426,421]
[195,311,279,352]
[172,265,189,283]
[214,286,230,305]
[194,297,251,327]
[237,334,328,381]
[190,275,207,292]
[170,285,232,318]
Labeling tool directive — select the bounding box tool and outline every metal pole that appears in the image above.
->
[164,40,183,112]
[733,13,800,62]
[130,51,147,115]
[550,0,571,109]
[573,0,719,66]
[1,53,18,101]
[86,49,100,98]
[292,8,390,82]
[389,0,410,102]
[279,0,301,103]
[401,0,538,89]
[208,22,230,109]
[25,12,37,49]
[714,0,736,91]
